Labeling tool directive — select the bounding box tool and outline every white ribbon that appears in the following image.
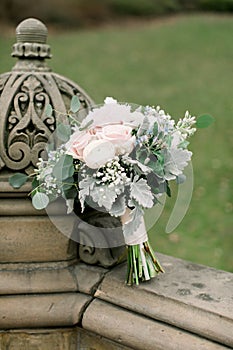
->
[121,208,148,245]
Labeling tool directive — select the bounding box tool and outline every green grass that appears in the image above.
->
[1,14,232,271]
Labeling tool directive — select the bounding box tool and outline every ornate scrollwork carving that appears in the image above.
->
[72,206,126,268]
[0,74,56,171]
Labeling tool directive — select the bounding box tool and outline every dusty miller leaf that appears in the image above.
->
[90,185,117,211]
[109,195,126,217]
[130,178,154,208]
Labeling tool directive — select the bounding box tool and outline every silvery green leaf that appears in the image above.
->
[164,148,192,180]
[79,176,96,212]
[32,192,49,210]
[109,195,126,217]
[52,154,74,181]
[56,123,71,142]
[90,185,117,211]
[130,178,154,208]
[70,95,80,113]
[9,173,28,189]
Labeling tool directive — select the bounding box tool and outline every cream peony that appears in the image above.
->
[83,139,115,169]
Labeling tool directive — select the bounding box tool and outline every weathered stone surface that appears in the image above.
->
[0,293,91,328]
[95,254,233,348]
[76,327,133,350]
[0,216,76,262]
[0,327,133,350]
[82,299,228,350]
[73,263,107,295]
[0,262,107,295]
[0,328,78,350]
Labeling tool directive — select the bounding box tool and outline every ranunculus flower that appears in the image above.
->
[100,124,136,155]
[65,131,93,161]
[83,139,115,169]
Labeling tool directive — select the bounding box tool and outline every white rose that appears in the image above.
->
[83,139,116,169]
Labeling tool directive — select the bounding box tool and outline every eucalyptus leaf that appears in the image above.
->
[32,192,49,210]
[70,95,80,113]
[52,154,74,181]
[45,104,53,117]
[56,123,71,142]
[9,173,28,189]
[196,114,214,128]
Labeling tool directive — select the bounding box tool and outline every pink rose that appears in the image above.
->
[100,124,135,155]
[65,131,93,161]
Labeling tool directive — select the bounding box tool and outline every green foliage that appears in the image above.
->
[56,123,72,142]
[70,95,81,113]
[52,154,74,181]
[32,192,50,210]
[198,0,233,11]
[109,0,180,17]
[9,173,28,189]
[196,114,214,128]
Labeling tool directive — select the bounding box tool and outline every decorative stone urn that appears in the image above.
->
[0,18,125,348]
[0,17,125,268]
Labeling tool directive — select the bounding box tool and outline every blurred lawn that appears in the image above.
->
[0,14,232,271]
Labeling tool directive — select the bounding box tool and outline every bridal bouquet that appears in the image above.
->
[10,96,212,285]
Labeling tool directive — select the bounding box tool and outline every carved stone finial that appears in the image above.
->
[12,18,51,59]
[0,17,93,174]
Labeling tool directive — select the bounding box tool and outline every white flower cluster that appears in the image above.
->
[93,156,132,188]
[176,111,196,138]
[34,148,65,196]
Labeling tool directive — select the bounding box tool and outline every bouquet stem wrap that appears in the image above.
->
[121,208,164,285]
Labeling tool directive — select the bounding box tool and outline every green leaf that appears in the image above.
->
[152,121,158,136]
[130,178,154,208]
[56,123,71,142]
[32,192,49,210]
[70,95,80,113]
[52,154,74,181]
[45,104,53,117]
[9,173,28,189]
[196,114,214,128]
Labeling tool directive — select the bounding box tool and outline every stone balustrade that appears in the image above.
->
[0,253,232,349]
